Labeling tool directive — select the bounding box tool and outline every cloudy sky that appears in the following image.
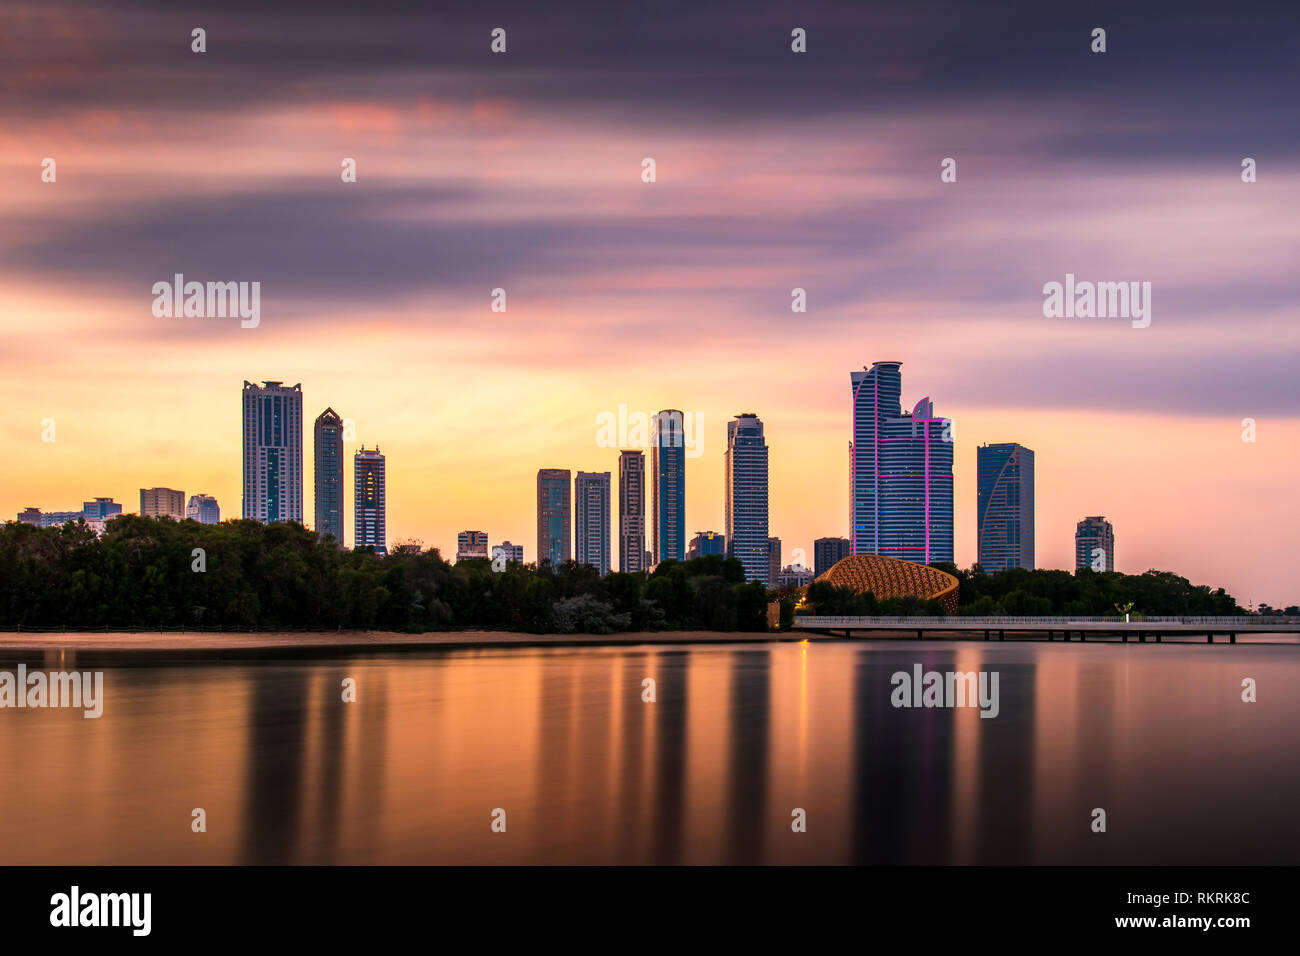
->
[2,0,1297,603]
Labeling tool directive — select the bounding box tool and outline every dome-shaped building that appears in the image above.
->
[810,553,959,614]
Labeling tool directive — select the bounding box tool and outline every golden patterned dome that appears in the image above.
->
[811,554,959,614]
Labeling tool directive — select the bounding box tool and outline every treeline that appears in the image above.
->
[0,516,768,632]
[793,564,1244,618]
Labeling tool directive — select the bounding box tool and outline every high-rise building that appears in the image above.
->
[83,498,122,521]
[688,531,725,559]
[537,469,571,566]
[494,541,524,565]
[813,536,851,577]
[456,530,489,562]
[849,362,953,564]
[140,488,185,521]
[314,408,345,544]
[1076,516,1115,573]
[242,380,304,524]
[186,494,221,524]
[353,446,386,555]
[724,413,770,584]
[652,410,686,563]
[767,536,781,586]
[575,471,612,576]
[977,443,1035,571]
[618,450,646,573]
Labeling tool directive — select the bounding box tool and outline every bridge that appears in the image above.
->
[792,616,1300,644]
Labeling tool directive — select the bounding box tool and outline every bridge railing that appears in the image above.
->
[793,615,1291,627]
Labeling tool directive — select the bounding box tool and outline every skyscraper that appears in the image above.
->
[186,494,220,524]
[536,469,571,567]
[242,381,303,524]
[724,412,770,584]
[353,446,386,555]
[314,408,345,544]
[1076,516,1115,572]
[140,488,185,520]
[813,536,850,577]
[767,536,782,586]
[575,471,612,576]
[652,410,686,563]
[977,443,1035,571]
[618,450,646,573]
[849,362,953,564]
[457,531,489,562]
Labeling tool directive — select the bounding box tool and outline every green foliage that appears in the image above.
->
[0,517,776,632]
[949,565,1242,616]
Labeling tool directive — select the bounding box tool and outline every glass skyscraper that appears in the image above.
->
[314,408,345,544]
[850,362,953,564]
[575,471,612,576]
[618,450,646,573]
[185,494,220,525]
[536,468,571,567]
[353,446,386,555]
[724,412,770,584]
[1075,516,1115,572]
[242,380,303,524]
[976,443,1035,571]
[652,410,686,563]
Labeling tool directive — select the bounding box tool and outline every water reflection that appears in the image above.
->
[0,641,1296,865]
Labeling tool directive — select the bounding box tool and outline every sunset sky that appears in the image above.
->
[2,0,1297,604]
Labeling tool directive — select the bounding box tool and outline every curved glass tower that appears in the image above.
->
[976,442,1035,571]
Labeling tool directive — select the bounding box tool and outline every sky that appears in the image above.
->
[2,0,1297,604]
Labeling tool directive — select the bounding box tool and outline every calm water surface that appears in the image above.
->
[2,640,1297,864]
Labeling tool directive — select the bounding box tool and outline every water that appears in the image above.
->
[1,640,1296,865]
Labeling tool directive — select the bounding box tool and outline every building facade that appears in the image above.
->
[618,450,646,573]
[536,469,571,567]
[575,471,612,576]
[767,536,781,586]
[353,446,387,555]
[688,531,725,559]
[977,442,1035,572]
[83,498,123,521]
[140,488,185,521]
[1075,516,1115,572]
[849,361,953,564]
[314,408,345,544]
[813,536,850,578]
[186,494,221,524]
[242,380,304,524]
[652,410,686,563]
[724,413,770,584]
[456,530,489,562]
[494,541,524,565]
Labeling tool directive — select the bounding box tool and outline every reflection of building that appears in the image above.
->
[575,471,611,575]
[537,469,571,566]
[186,494,220,524]
[688,531,725,559]
[314,408,345,544]
[353,447,387,555]
[140,487,185,521]
[242,380,304,524]
[813,553,959,614]
[850,361,953,564]
[618,451,646,573]
[725,413,770,584]
[977,443,1034,571]
[652,410,686,563]
[1075,516,1114,572]
[813,536,850,578]
[456,530,489,562]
